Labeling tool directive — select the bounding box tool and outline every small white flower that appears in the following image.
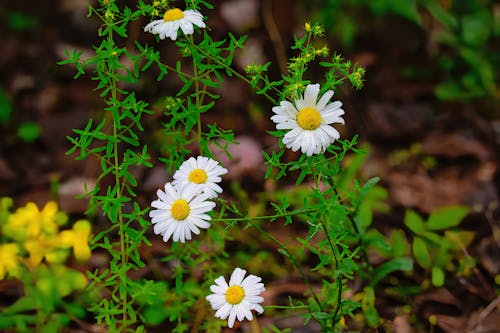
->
[206,267,265,328]
[271,83,345,156]
[149,183,215,243]
[173,156,228,199]
[144,8,206,41]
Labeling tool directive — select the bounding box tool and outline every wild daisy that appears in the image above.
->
[149,183,215,243]
[271,83,345,156]
[206,267,265,328]
[172,156,228,199]
[144,8,206,41]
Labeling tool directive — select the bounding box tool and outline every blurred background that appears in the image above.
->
[0,0,499,332]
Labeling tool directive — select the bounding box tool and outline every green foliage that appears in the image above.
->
[427,206,469,230]
[404,206,472,287]
[309,0,498,103]
[0,200,90,332]
[0,88,13,124]
[0,265,88,332]
[361,286,380,328]
[369,0,421,25]
[17,121,41,142]
[60,1,156,331]
[371,257,413,287]
[308,0,421,46]
[428,0,497,102]
[413,236,432,269]
[5,11,38,31]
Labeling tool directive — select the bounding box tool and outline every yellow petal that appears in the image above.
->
[58,230,75,247]
[73,243,91,262]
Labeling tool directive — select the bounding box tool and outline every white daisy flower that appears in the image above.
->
[144,8,206,41]
[206,267,265,328]
[149,183,215,243]
[271,83,345,156]
[172,156,228,199]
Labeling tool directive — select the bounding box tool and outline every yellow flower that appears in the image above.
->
[24,235,69,267]
[0,243,20,279]
[59,220,92,262]
[3,201,66,242]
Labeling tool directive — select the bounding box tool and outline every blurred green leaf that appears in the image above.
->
[17,121,41,142]
[371,257,413,287]
[355,182,389,229]
[370,0,421,25]
[444,230,475,249]
[427,206,469,230]
[6,11,38,31]
[461,12,491,47]
[361,286,380,327]
[41,314,69,333]
[413,237,432,269]
[141,306,169,326]
[459,47,496,96]
[364,229,391,257]
[433,241,454,267]
[405,210,426,235]
[431,266,445,287]
[0,314,36,329]
[365,307,380,328]
[338,16,357,47]
[0,89,13,124]
[435,81,463,100]
[391,230,409,257]
[1,296,38,315]
[425,2,458,29]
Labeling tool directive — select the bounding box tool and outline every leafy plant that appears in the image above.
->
[0,198,91,332]
[405,206,472,287]
[427,0,498,102]
[309,0,498,103]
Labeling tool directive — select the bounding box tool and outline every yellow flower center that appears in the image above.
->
[188,168,208,184]
[163,8,184,22]
[296,107,321,130]
[225,285,245,305]
[171,199,190,220]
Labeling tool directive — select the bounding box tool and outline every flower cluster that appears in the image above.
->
[149,156,227,243]
[148,157,267,328]
[0,198,91,280]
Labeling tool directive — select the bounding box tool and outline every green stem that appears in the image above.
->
[214,204,326,312]
[263,305,309,310]
[106,14,128,330]
[319,213,342,327]
[328,179,368,262]
[294,31,313,83]
[189,36,203,154]
[213,205,325,312]
[211,206,320,223]
[249,221,324,314]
